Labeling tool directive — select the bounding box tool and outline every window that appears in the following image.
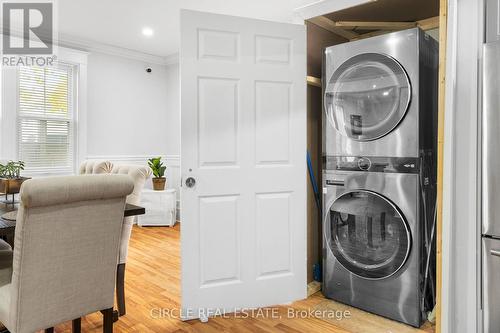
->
[17,63,76,174]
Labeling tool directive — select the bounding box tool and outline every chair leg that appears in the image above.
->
[45,328,54,333]
[100,309,119,323]
[72,318,81,333]
[116,263,126,316]
[102,308,113,333]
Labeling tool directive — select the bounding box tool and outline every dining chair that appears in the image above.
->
[0,175,133,333]
[79,160,152,316]
[0,239,12,287]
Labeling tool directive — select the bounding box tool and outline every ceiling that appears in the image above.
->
[57,0,308,58]
[9,1,440,61]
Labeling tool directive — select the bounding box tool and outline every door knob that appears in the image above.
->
[185,177,196,188]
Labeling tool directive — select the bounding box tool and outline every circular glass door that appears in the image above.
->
[325,191,411,279]
[325,53,411,141]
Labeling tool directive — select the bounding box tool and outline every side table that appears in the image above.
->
[138,188,177,227]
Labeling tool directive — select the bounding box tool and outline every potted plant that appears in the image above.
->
[0,160,28,195]
[148,157,167,191]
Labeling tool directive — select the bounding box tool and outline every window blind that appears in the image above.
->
[17,64,75,174]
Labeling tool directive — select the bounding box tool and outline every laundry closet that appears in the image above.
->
[304,0,441,329]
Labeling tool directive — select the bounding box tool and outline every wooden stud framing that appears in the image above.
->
[417,16,440,30]
[308,16,359,40]
[436,1,447,332]
[308,15,440,42]
[335,21,416,30]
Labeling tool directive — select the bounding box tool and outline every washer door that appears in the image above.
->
[325,190,411,279]
[325,53,411,141]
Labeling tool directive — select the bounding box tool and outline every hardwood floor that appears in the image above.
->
[27,225,433,333]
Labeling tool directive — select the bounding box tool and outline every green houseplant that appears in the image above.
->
[0,160,28,195]
[148,157,167,191]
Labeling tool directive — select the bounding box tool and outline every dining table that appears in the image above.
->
[0,202,146,248]
[0,201,145,324]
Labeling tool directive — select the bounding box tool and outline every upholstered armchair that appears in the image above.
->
[0,175,133,333]
[79,160,152,316]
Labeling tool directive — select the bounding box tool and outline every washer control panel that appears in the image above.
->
[324,156,420,174]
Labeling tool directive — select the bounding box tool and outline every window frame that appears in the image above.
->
[17,63,78,175]
[0,46,88,176]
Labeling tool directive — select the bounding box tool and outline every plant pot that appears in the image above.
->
[0,177,30,194]
[152,177,166,191]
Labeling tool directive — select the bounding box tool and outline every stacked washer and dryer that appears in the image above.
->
[321,28,438,327]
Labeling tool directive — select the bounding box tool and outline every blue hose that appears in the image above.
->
[307,151,322,215]
[307,151,322,282]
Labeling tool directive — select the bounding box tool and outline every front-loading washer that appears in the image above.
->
[322,159,429,327]
[323,28,438,158]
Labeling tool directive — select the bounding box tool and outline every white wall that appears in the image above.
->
[86,52,179,156]
[85,52,181,193]
[164,63,180,155]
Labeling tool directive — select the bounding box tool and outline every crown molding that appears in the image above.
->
[164,53,179,65]
[56,33,172,65]
[1,28,178,65]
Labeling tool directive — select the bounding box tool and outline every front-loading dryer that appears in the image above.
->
[322,159,428,327]
[323,28,438,158]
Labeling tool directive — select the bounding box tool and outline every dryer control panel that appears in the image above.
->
[324,156,420,174]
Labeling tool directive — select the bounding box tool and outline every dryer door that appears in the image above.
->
[325,53,411,141]
[325,190,411,279]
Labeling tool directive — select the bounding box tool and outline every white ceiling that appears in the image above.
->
[57,0,311,58]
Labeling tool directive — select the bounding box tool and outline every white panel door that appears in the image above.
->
[180,9,307,320]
